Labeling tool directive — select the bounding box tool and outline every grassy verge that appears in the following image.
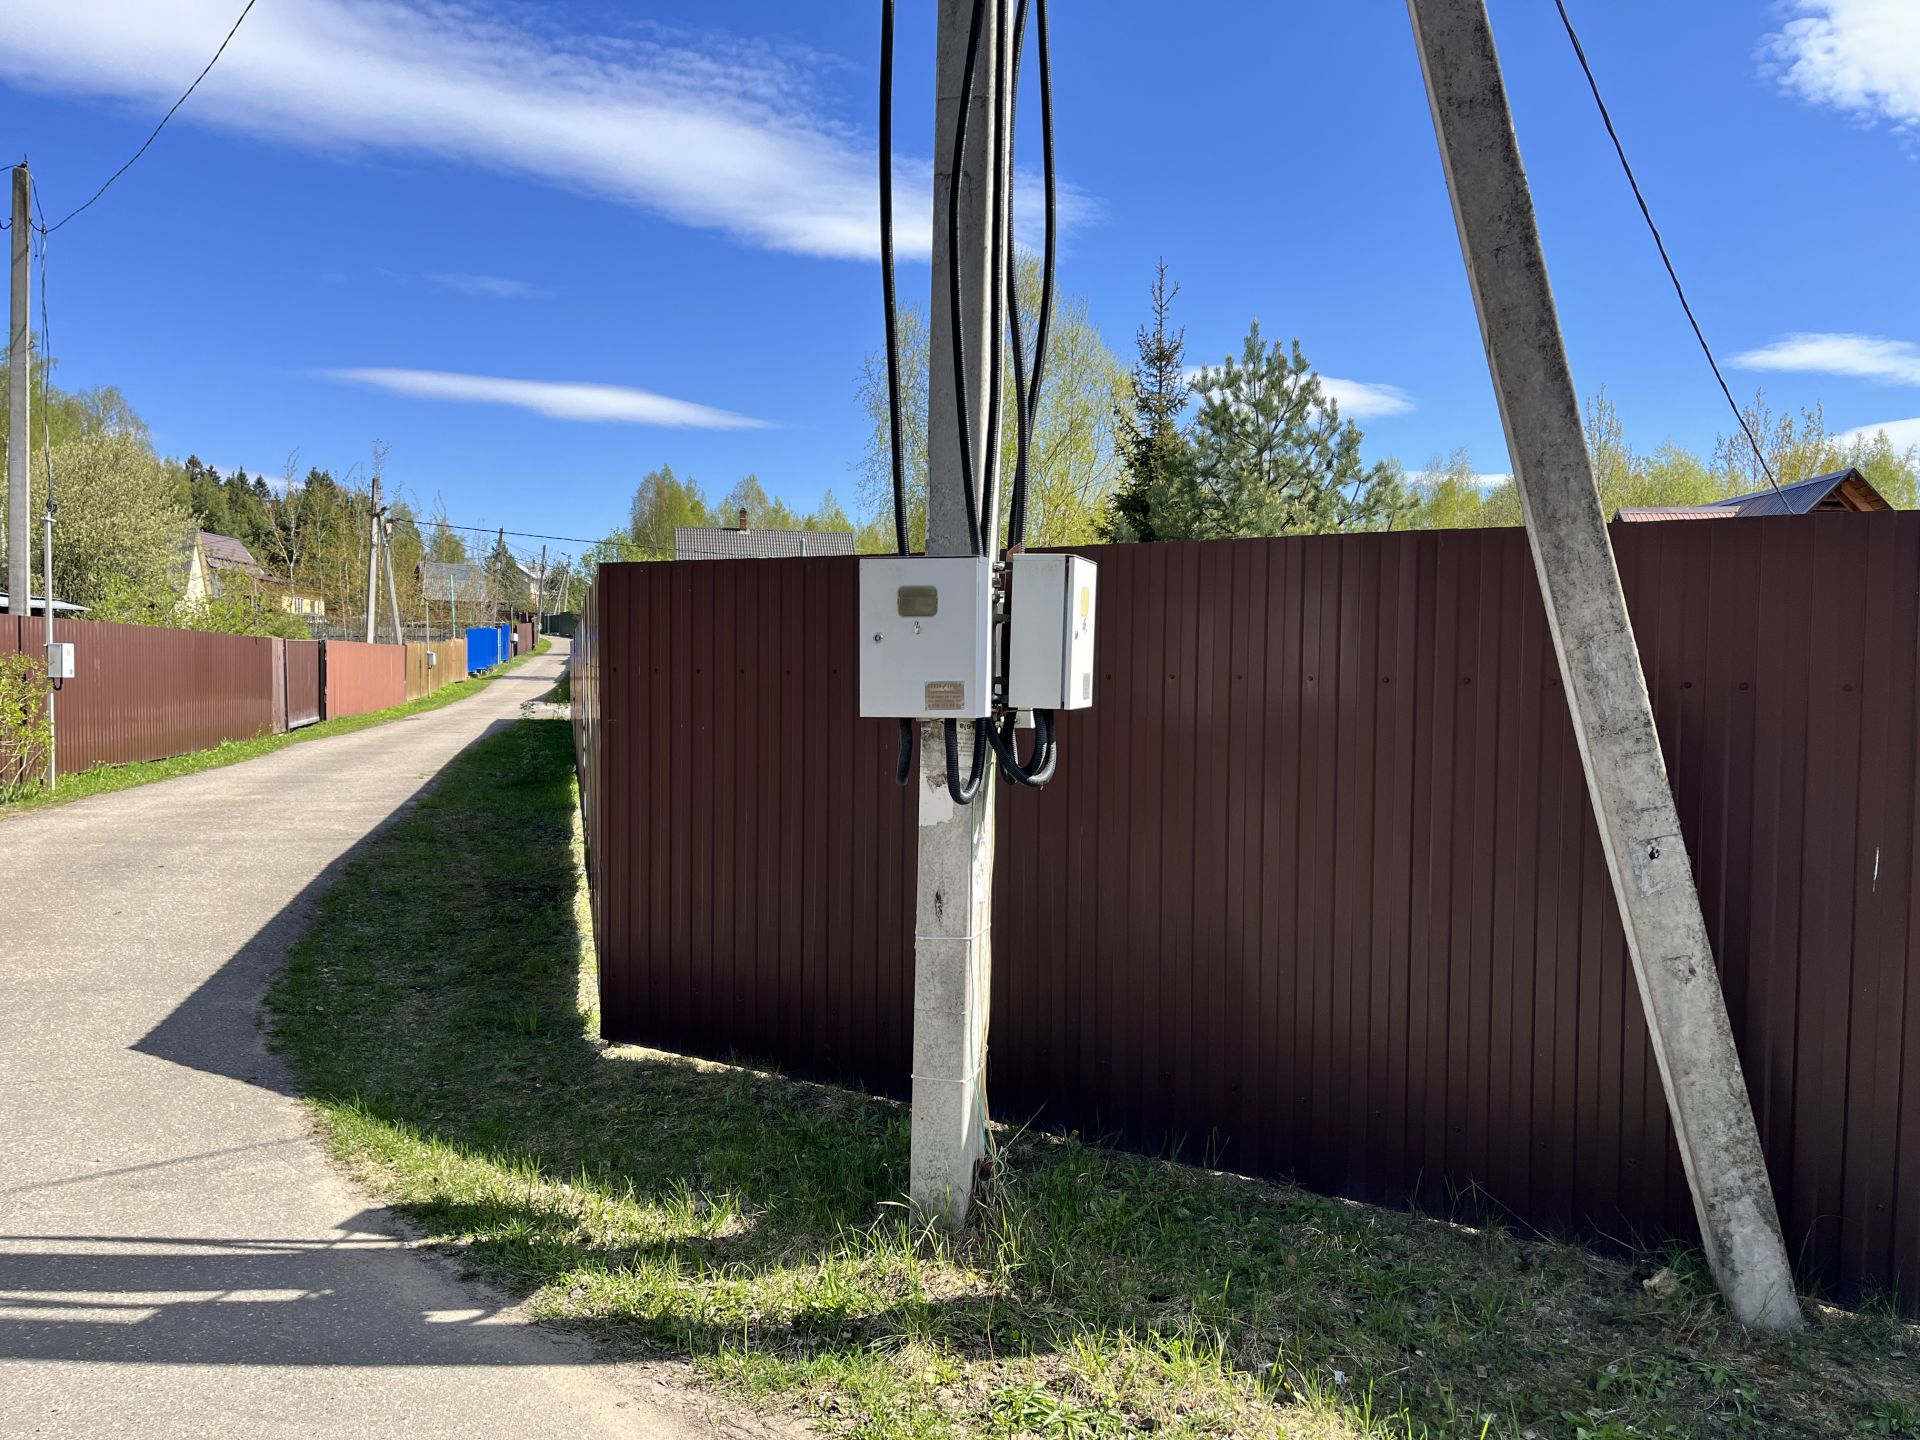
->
[0,635,553,816]
[268,718,1918,1440]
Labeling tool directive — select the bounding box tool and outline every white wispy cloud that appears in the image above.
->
[1183,367,1415,420]
[1840,416,1920,448]
[1734,332,1920,385]
[322,368,768,429]
[425,273,545,300]
[0,0,1092,260]
[1762,0,1920,137]
[1318,377,1415,419]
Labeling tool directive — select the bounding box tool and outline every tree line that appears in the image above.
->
[0,358,533,638]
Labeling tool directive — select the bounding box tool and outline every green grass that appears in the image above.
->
[0,635,553,816]
[267,717,1919,1440]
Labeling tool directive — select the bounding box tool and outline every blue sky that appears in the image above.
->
[2,0,1916,558]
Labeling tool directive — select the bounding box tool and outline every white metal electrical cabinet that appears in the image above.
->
[45,642,75,681]
[857,556,995,718]
[1006,553,1097,710]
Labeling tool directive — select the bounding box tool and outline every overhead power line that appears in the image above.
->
[1551,0,1783,500]
[39,0,261,235]
[417,520,599,548]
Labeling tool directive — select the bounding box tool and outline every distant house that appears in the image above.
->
[419,559,497,614]
[183,530,269,603]
[0,592,86,615]
[1616,468,1891,523]
[675,508,857,561]
[183,530,325,619]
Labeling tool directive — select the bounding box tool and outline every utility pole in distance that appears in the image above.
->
[363,474,382,644]
[381,512,403,644]
[1406,0,1800,1330]
[536,543,548,635]
[911,0,1005,1229]
[7,165,29,617]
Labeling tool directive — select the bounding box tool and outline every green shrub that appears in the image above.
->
[0,652,52,801]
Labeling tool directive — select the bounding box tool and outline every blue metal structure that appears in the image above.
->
[465,624,501,673]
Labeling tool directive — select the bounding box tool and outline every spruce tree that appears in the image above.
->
[1102,261,1199,541]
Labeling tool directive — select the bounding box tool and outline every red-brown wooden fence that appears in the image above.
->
[1,615,279,773]
[573,517,1920,1309]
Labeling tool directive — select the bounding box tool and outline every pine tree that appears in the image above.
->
[1102,261,1198,541]
[1187,320,1411,536]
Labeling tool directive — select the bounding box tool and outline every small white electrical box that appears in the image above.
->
[45,641,75,681]
[1006,553,1097,710]
[858,555,994,718]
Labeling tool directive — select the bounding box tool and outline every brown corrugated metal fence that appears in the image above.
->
[320,640,405,720]
[574,517,1920,1309]
[1,616,279,773]
[285,640,321,728]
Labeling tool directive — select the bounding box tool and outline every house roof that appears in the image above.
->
[1617,468,1890,523]
[419,559,496,603]
[198,530,268,578]
[0,592,87,614]
[674,525,857,560]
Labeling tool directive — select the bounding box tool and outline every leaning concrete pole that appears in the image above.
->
[7,165,29,617]
[1405,0,1800,1329]
[911,0,1003,1228]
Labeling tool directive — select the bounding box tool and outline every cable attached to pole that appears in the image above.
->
[880,0,917,788]
[985,708,1055,786]
[945,0,990,557]
[1008,0,1056,548]
[944,717,990,804]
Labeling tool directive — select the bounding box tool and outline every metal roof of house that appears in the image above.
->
[198,530,268,577]
[419,559,495,602]
[1617,468,1889,523]
[0,592,87,614]
[674,525,858,560]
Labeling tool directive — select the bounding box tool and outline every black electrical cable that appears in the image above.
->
[1004,0,1034,549]
[979,0,1010,552]
[38,0,261,236]
[1551,0,1785,502]
[879,0,916,788]
[985,708,1055,786]
[944,717,990,804]
[945,0,990,557]
[1009,0,1057,548]
[879,0,909,560]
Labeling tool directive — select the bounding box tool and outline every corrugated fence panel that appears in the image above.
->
[320,640,405,720]
[580,559,918,1090]
[1,616,278,772]
[285,640,321,728]
[577,517,1920,1308]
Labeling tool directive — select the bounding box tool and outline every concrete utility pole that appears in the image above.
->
[911,0,1006,1229]
[8,165,29,617]
[363,475,382,644]
[381,514,403,644]
[536,543,548,634]
[42,503,55,787]
[1406,0,1800,1330]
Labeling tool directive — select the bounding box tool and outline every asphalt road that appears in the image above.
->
[0,643,738,1439]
